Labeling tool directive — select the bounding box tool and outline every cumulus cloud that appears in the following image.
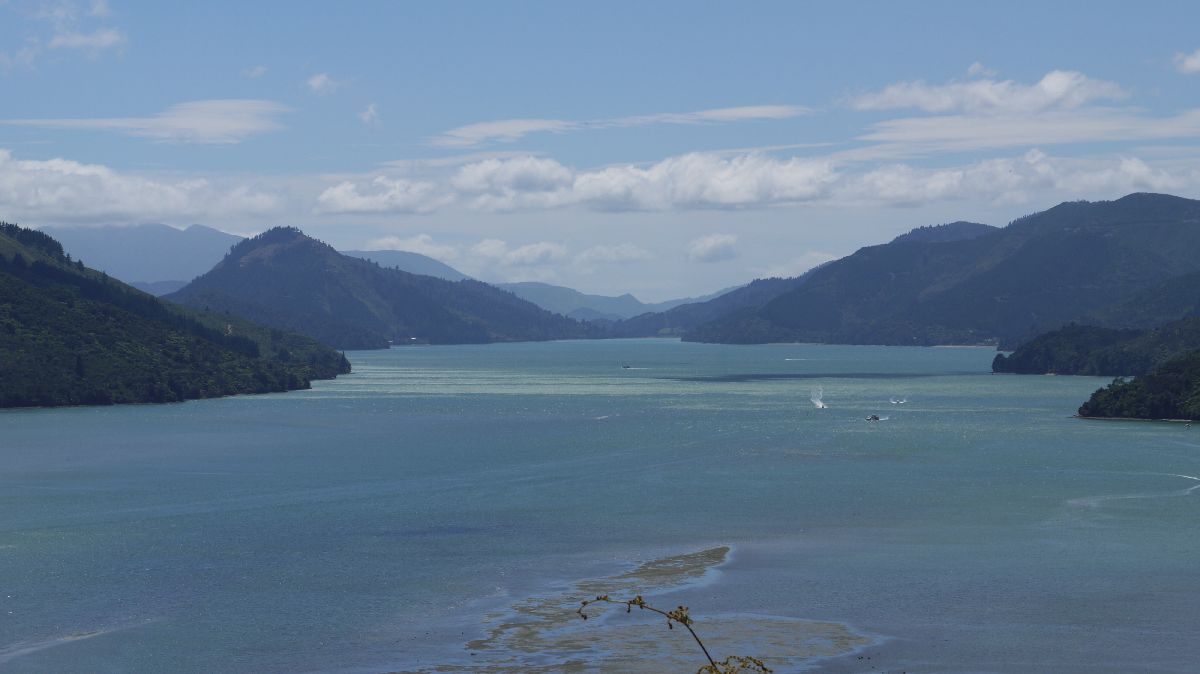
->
[851,69,1126,114]
[0,148,280,224]
[686,234,738,263]
[1175,48,1200,74]
[430,104,809,147]
[48,27,123,49]
[243,65,268,78]
[837,149,1195,207]
[315,176,445,214]
[90,0,110,17]
[471,239,569,267]
[307,73,340,95]
[359,103,380,125]
[0,99,290,144]
[966,62,997,78]
[365,233,460,261]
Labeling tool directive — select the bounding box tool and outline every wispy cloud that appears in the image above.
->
[430,104,810,148]
[359,103,380,126]
[853,108,1200,157]
[307,72,340,95]
[48,27,123,49]
[243,65,268,79]
[1175,48,1200,74]
[851,69,1126,114]
[686,234,738,263]
[0,100,290,144]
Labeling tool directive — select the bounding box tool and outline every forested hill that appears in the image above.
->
[166,227,599,349]
[992,318,1200,376]
[689,193,1200,347]
[1078,350,1200,421]
[0,222,349,408]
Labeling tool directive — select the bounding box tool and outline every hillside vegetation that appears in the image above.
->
[992,318,1200,376]
[0,223,349,408]
[1078,350,1200,420]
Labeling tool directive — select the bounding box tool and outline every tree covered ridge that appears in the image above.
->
[0,223,349,409]
[992,318,1200,376]
[1078,350,1200,421]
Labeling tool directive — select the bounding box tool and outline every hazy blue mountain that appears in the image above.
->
[611,276,809,337]
[167,227,599,349]
[691,193,1200,347]
[495,281,735,321]
[342,249,470,281]
[42,223,243,287]
[0,222,348,408]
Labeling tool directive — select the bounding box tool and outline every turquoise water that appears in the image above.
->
[2,339,1198,672]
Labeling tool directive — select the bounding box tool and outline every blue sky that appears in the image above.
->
[4,1,1200,299]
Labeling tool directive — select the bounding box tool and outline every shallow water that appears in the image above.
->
[2,340,1198,672]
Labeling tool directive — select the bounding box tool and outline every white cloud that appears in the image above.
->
[1175,48,1200,74]
[243,65,268,78]
[471,239,569,267]
[0,148,281,224]
[854,108,1200,157]
[966,62,997,78]
[430,104,810,147]
[837,149,1195,207]
[49,27,123,49]
[364,233,461,261]
[315,176,445,214]
[852,69,1126,114]
[575,243,652,266]
[686,234,738,263]
[359,103,380,125]
[307,73,340,95]
[321,151,839,215]
[89,0,111,17]
[0,99,290,144]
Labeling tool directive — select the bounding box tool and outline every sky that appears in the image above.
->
[3,1,1200,301]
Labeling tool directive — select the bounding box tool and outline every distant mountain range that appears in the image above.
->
[683,194,1200,347]
[0,222,348,408]
[495,282,734,321]
[342,249,470,281]
[166,227,599,349]
[43,223,242,290]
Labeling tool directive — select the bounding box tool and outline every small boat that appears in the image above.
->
[866,414,881,422]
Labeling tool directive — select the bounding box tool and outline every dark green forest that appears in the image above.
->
[992,318,1200,376]
[1078,350,1200,420]
[0,223,349,408]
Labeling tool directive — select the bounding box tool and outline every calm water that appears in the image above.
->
[2,340,1198,673]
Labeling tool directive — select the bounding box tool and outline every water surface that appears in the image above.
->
[2,340,1197,672]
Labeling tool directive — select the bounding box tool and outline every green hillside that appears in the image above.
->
[0,223,349,408]
[167,227,599,349]
[993,318,1200,376]
[1078,350,1200,420]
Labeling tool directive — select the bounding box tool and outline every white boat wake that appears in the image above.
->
[1068,473,1200,508]
[810,386,828,409]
